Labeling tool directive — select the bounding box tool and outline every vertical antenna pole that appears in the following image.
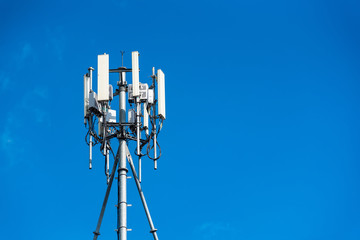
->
[120,51,125,67]
[103,108,110,183]
[154,134,157,169]
[152,67,157,169]
[89,116,93,169]
[88,67,94,89]
[106,145,110,183]
[136,97,142,182]
[88,117,92,169]
[88,67,94,169]
[117,73,128,240]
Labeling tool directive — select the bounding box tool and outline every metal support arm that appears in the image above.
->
[125,145,159,240]
[93,148,120,240]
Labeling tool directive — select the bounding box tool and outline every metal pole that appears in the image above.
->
[106,146,110,183]
[117,73,128,240]
[152,68,157,169]
[136,97,142,182]
[153,133,157,169]
[89,116,93,169]
[88,67,94,169]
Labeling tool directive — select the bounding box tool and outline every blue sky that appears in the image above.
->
[1,0,360,239]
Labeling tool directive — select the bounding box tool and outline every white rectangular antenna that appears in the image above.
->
[84,74,90,118]
[157,69,166,119]
[132,51,140,97]
[97,53,109,101]
[143,103,149,135]
[147,89,154,104]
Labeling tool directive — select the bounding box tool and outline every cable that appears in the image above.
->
[134,144,147,157]
[85,129,90,145]
[156,119,163,136]
[108,144,116,159]
[146,138,162,161]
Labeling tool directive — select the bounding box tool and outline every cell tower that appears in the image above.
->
[83,51,166,240]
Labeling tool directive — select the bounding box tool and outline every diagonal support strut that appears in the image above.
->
[125,145,159,240]
[93,148,120,240]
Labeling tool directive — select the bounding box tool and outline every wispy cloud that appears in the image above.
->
[33,86,49,99]
[0,71,10,91]
[0,42,45,168]
[0,112,25,168]
[45,26,66,61]
[193,221,241,240]
[1,42,37,78]
[19,42,32,62]
[1,124,14,150]
[21,86,49,123]
[9,42,35,66]
[0,86,50,169]
[0,43,31,92]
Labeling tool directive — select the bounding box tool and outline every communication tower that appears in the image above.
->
[83,51,166,240]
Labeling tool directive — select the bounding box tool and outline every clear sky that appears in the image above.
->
[1,0,360,239]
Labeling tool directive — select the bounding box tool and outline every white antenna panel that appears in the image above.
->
[132,51,140,97]
[143,103,149,134]
[157,69,166,119]
[147,89,154,104]
[84,74,90,117]
[97,53,109,101]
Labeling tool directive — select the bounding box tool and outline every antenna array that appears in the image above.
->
[83,51,166,240]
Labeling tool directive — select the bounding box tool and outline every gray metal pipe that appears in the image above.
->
[118,82,128,240]
[89,117,93,169]
[136,97,142,182]
[88,67,94,169]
